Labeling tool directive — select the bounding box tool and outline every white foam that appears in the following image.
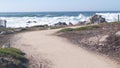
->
[96,13,120,22]
[0,14,89,28]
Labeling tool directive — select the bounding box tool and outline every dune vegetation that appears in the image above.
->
[58,22,120,63]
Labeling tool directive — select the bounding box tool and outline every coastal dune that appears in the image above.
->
[12,29,119,68]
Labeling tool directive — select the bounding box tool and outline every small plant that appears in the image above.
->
[59,25,100,32]
[0,48,28,68]
[59,28,74,32]
[0,28,14,32]
[0,48,27,61]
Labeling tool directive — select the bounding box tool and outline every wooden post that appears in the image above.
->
[4,20,7,28]
[118,14,119,22]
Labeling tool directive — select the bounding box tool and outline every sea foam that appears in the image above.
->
[96,13,120,22]
[0,13,120,28]
[0,14,89,28]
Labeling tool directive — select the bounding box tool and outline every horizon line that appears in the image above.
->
[0,10,120,13]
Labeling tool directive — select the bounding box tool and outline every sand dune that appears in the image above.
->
[12,29,119,68]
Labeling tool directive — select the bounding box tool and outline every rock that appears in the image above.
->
[77,21,86,25]
[0,57,25,68]
[0,31,7,35]
[27,21,37,23]
[116,31,120,35]
[33,21,37,23]
[14,29,22,32]
[54,22,67,26]
[2,42,11,48]
[87,15,107,24]
[99,35,109,42]
[0,30,14,35]
[27,21,32,23]
[69,22,73,26]
[7,30,14,34]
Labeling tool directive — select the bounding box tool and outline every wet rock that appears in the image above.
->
[87,15,107,24]
[27,21,32,23]
[69,22,73,26]
[27,21,37,23]
[54,22,67,26]
[33,21,37,23]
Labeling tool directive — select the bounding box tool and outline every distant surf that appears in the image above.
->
[0,11,120,28]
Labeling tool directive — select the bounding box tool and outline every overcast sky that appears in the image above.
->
[0,0,119,12]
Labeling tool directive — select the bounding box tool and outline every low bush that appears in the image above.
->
[59,28,74,32]
[0,48,28,68]
[59,25,100,32]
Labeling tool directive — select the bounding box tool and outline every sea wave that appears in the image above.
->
[0,14,89,28]
[1,13,120,28]
[96,13,120,22]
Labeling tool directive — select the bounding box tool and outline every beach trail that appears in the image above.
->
[12,29,119,68]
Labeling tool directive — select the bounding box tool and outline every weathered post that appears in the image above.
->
[4,20,7,28]
[118,14,120,22]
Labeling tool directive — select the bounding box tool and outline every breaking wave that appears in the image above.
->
[0,14,89,28]
[96,13,120,22]
[0,13,120,28]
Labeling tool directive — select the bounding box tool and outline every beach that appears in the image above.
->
[11,28,120,68]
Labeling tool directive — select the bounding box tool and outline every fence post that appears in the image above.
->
[118,14,119,22]
[4,20,7,28]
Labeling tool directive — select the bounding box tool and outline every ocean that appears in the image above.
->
[0,11,120,28]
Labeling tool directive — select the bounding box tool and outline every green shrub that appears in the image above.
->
[59,25,100,32]
[59,28,74,32]
[0,28,14,32]
[0,48,27,62]
[75,25,100,31]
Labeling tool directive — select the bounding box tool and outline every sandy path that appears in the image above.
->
[12,29,119,68]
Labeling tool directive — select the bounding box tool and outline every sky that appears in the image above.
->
[0,0,119,12]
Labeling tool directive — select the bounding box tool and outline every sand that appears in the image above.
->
[11,29,120,68]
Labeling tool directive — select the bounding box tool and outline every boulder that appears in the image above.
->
[69,22,73,26]
[33,21,37,23]
[14,29,22,32]
[116,31,120,36]
[54,22,67,26]
[27,21,37,23]
[2,42,11,48]
[26,21,32,23]
[7,30,14,34]
[0,30,14,35]
[87,15,107,24]
[0,31,7,35]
